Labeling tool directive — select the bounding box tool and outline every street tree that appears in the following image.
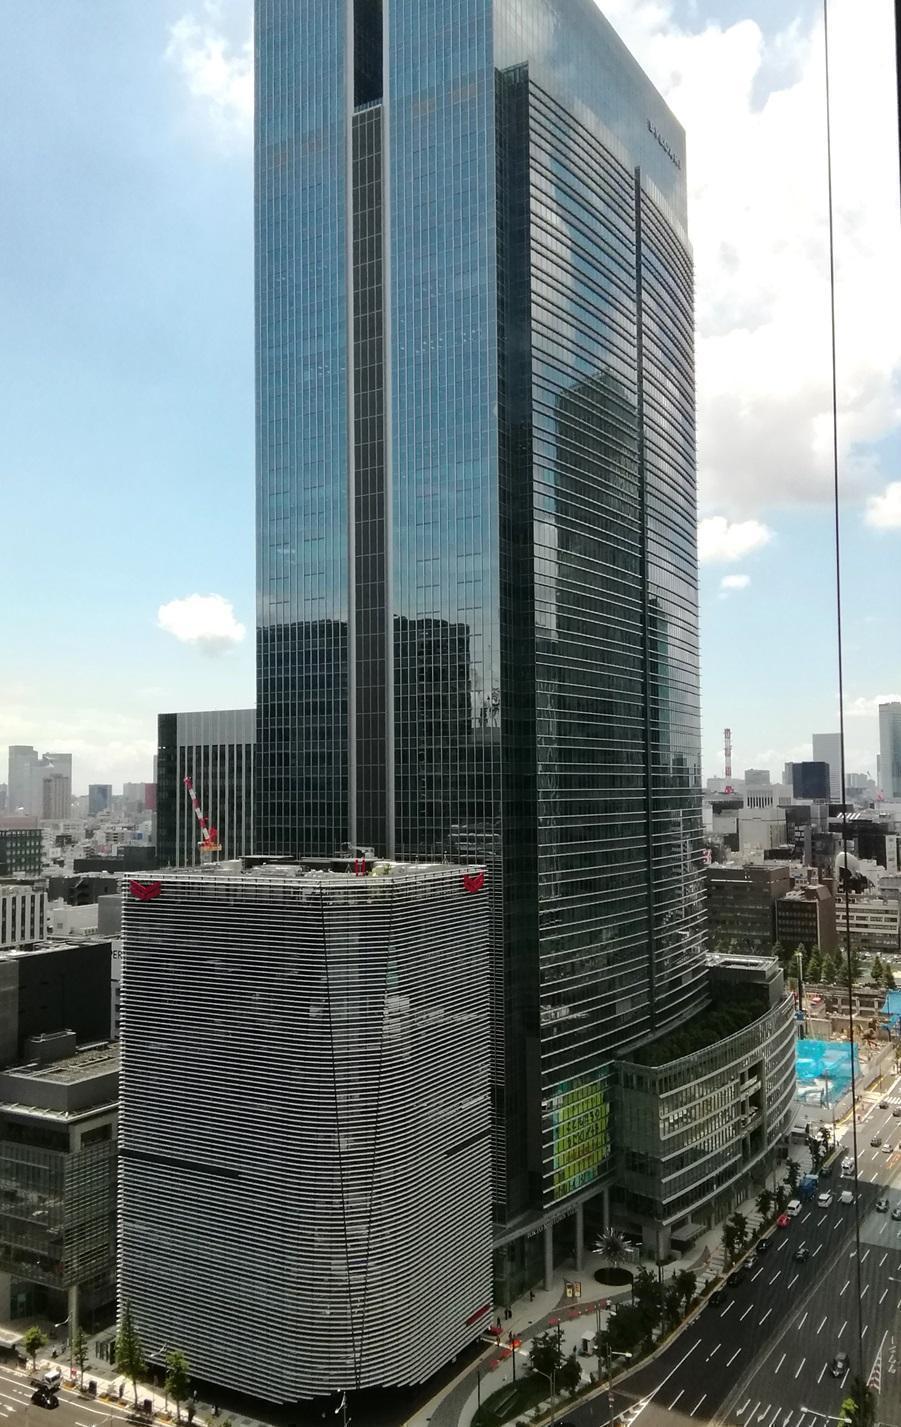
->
[774,1184,789,1213]
[841,1375,876,1427]
[165,1350,190,1424]
[730,1211,749,1253]
[673,1269,697,1315]
[73,1328,90,1390]
[818,1125,831,1153]
[785,1158,802,1192]
[872,955,884,984]
[558,1352,582,1398]
[755,1188,774,1223]
[886,965,897,990]
[116,1301,146,1408]
[806,950,822,983]
[808,1136,825,1173]
[22,1326,46,1373]
[528,1330,564,1383]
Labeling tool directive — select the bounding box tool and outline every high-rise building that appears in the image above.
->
[255,0,707,1266]
[156,710,255,867]
[89,784,113,817]
[120,861,491,1401]
[812,732,843,801]
[7,747,38,816]
[879,702,901,800]
[790,761,831,801]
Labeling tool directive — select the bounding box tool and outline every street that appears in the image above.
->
[566,1086,901,1427]
[0,1364,134,1427]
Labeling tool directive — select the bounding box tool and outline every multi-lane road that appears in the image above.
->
[0,1361,130,1427]
[568,1083,901,1426]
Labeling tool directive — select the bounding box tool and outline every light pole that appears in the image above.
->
[605,1347,633,1427]
[799,1409,851,1425]
[516,1353,558,1426]
[52,1319,70,1371]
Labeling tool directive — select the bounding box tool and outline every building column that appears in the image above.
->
[602,1186,610,1231]
[544,1221,554,1290]
[68,1283,79,1349]
[574,1203,585,1271]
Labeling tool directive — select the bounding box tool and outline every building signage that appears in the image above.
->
[648,119,682,169]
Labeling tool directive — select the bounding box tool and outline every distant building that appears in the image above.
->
[706,864,791,953]
[775,883,838,954]
[88,785,112,817]
[0,884,47,949]
[120,860,491,1402]
[156,710,254,867]
[0,828,42,878]
[7,748,38,816]
[841,898,900,952]
[744,769,771,788]
[0,1037,118,1331]
[0,938,112,1058]
[879,703,901,800]
[73,848,156,874]
[791,762,831,801]
[812,733,843,801]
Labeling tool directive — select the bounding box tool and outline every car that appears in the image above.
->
[840,1189,854,1205]
[786,1199,802,1217]
[893,1107,901,1117]
[777,1212,791,1227]
[757,1236,770,1253]
[820,1162,833,1178]
[709,1287,727,1306]
[876,1197,890,1212]
[817,1191,833,1208]
[841,1158,855,1175]
[830,1351,850,1378]
[745,1251,758,1268]
[880,1100,890,1108]
[872,1135,883,1146]
[30,1392,58,1411]
[892,1205,901,1221]
[793,1246,811,1262]
[883,1143,894,1154]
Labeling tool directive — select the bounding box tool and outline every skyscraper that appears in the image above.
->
[255,0,707,1273]
[880,702,901,800]
[812,732,843,800]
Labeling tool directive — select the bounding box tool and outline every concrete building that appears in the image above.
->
[7,749,38,817]
[0,885,47,950]
[615,956,795,1251]
[0,1036,118,1331]
[120,860,491,1402]
[88,786,112,817]
[156,709,254,867]
[812,733,843,801]
[841,898,900,952]
[775,883,838,955]
[880,703,901,801]
[0,939,112,1059]
[706,864,790,953]
[0,829,42,878]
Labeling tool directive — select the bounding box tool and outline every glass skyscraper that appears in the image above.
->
[255,0,707,1252]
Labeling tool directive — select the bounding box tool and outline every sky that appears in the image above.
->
[1,0,899,794]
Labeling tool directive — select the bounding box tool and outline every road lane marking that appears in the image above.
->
[760,1308,772,1326]
[775,1353,786,1374]
[818,1363,827,1383]
[758,1403,771,1421]
[776,1239,788,1252]
[841,1279,850,1295]
[881,1288,889,1304]
[881,1222,888,1235]
[741,1305,753,1321]
[798,1311,809,1330]
[851,1250,857,1257]
[690,1395,707,1417]
[708,1344,721,1360]
[721,1301,735,1316]
[818,1215,828,1227]
[752,1267,765,1281]
[769,1271,781,1285]
[862,1284,871,1299]
[862,1248,871,1262]
[818,1315,828,1333]
[801,1212,811,1223]
[881,1252,889,1266]
[737,1401,751,1418]
[813,1244,823,1256]
[840,1319,848,1335]
[670,1389,685,1410]
[842,1368,851,1387]
[795,1358,806,1379]
[863,1324,870,1339]
[788,1274,799,1289]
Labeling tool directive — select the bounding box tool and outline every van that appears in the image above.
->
[40,1370,61,1394]
[786,1198,802,1217]
[839,1189,854,1204]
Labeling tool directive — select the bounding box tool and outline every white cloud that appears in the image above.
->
[698,515,773,563]
[157,593,246,654]
[864,481,901,529]
[166,5,252,145]
[719,573,750,591]
[845,694,901,718]
[600,0,901,516]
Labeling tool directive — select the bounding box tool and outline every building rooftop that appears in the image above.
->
[139,858,485,888]
[9,1040,118,1085]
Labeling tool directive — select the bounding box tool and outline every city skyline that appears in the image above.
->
[2,0,899,791]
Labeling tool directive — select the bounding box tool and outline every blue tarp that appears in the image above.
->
[796,1038,859,1106]
[882,991,901,1031]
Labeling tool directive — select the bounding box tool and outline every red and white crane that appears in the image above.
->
[183,775,220,856]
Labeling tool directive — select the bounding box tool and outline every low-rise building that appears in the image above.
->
[705,863,790,953]
[0,1035,118,1331]
[842,897,900,952]
[775,882,838,954]
[0,829,42,878]
[614,956,795,1253]
[0,885,47,949]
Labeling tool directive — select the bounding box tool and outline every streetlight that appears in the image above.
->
[800,1409,851,1425]
[518,1358,558,1426]
[603,1348,632,1426]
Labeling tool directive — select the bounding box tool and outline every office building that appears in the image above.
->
[842,897,900,952]
[0,938,112,1057]
[0,1035,118,1331]
[88,785,112,817]
[880,703,901,801]
[705,864,790,953]
[744,769,772,788]
[7,749,37,817]
[156,709,254,867]
[812,733,843,801]
[120,861,491,1402]
[775,883,838,955]
[790,762,831,801]
[0,828,42,878]
[0,885,47,950]
[254,0,708,1271]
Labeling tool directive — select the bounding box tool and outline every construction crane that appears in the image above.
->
[183,775,221,857]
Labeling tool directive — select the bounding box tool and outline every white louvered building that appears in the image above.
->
[120,860,492,1402]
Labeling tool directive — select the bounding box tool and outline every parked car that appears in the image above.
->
[830,1351,850,1378]
[794,1246,811,1262]
[817,1191,833,1208]
[876,1197,890,1212]
[709,1287,727,1306]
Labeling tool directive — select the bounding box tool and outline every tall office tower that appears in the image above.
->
[88,784,113,817]
[812,732,843,801]
[879,702,901,800]
[7,747,38,816]
[255,0,707,1275]
[156,709,255,866]
[120,862,491,1400]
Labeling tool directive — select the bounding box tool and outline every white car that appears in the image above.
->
[883,1143,894,1155]
[817,1191,833,1208]
[786,1199,802,1217]
[840,1189,854,1204]
[841,1158,855,1175]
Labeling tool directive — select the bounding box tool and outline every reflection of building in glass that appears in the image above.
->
[254,0,711,1306]
[156,710,254,868]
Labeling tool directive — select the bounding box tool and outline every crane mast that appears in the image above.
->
[183,775,221,858]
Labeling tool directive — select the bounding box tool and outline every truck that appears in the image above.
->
[799,1173,818,1201]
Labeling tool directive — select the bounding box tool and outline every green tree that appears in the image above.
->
[22,1326,47,1373]
[841,1375,876,1427]
[529,1330,564,1382]
[165,1350,190,1424]
[872,955,884,984]
[755,1188,774,1223]
[673,1269,697,1315]
[558,1352,582,1398]
[806,949,822,983]
[633,1266,663,1340]
[808,1136,825,1173]
[730,1211,749,1253]
[599,1305,645,1356]
[849,948,863,983]
[662,1280,683,1331]
[722,1221,738,1268]
[73,1327,90,1390]
[886,965,897,990]
[116,1301,146,1408]
[820,952,836,985]
[785,1158,802,1192]
[818,1124,831,1153]
[774,1184,789,1213]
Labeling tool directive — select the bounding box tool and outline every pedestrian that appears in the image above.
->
[505,1306,512,1320]
[529,1289,534,1302]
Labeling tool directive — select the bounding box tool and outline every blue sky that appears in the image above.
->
[2,0,898,792]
